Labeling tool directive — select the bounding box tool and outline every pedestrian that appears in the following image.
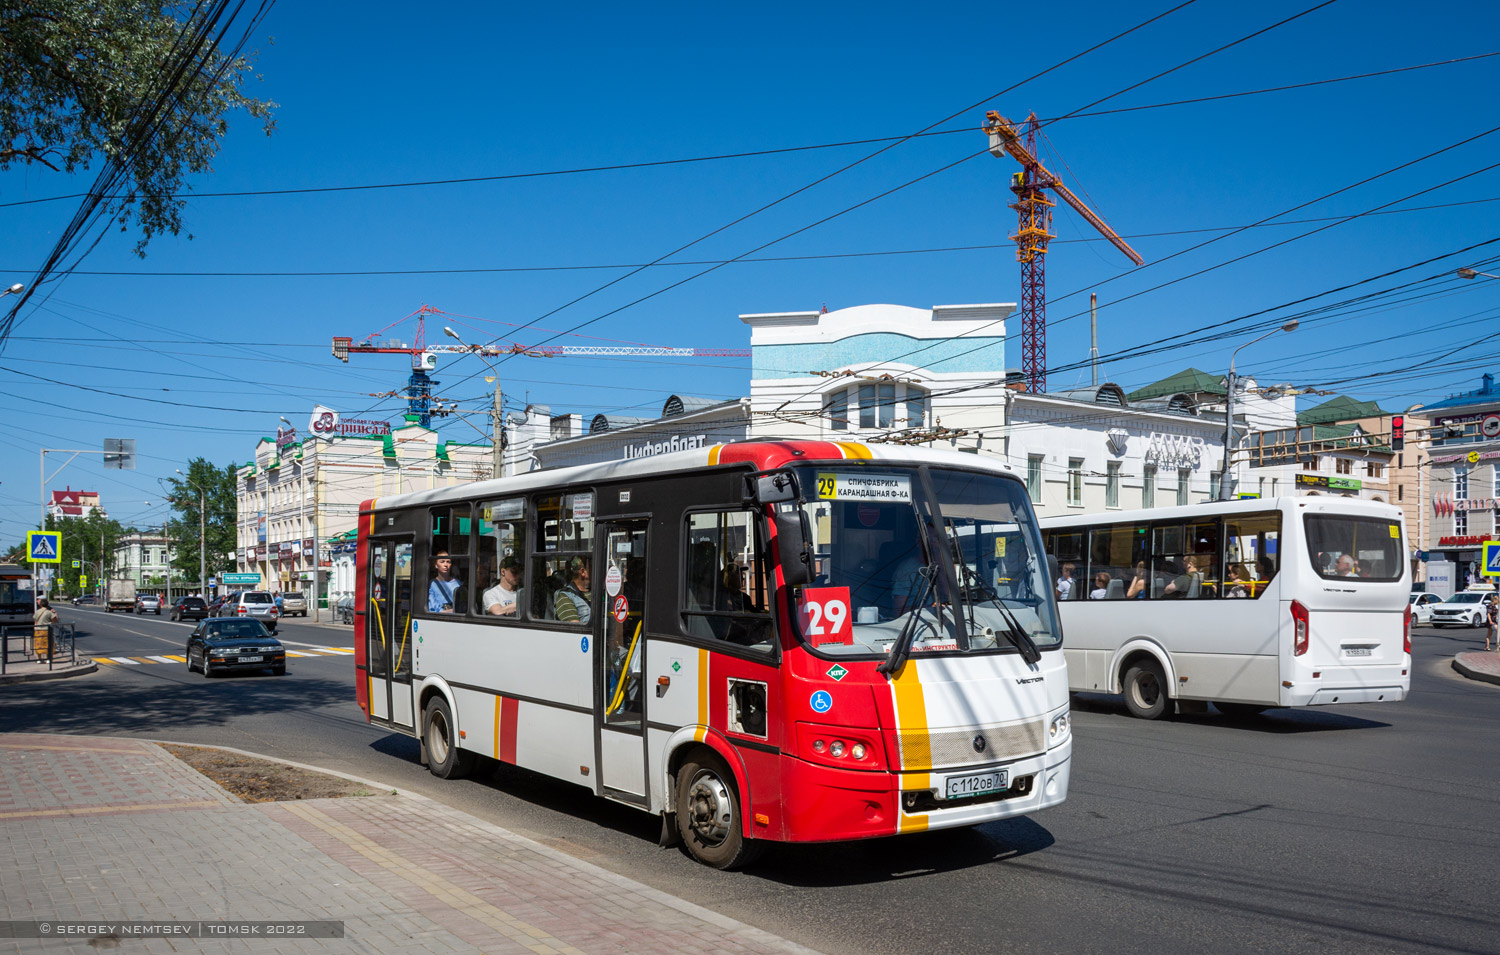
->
[1486,595,1498,652]
[34,597,58,628]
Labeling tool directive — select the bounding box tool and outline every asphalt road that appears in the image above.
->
[4,607,1498,955]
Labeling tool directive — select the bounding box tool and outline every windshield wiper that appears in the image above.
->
[877,561,941,677]
[956,561,1041,665]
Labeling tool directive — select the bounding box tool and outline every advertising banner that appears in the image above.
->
[310,404,390,437]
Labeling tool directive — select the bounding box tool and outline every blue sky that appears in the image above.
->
[3,0,1499,537]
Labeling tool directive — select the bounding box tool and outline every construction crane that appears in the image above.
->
[983,110,1144,393]
[331,304,750,427]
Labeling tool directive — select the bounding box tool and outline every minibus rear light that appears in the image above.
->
[1291,600,1309,656]
[1403,604,1412,655]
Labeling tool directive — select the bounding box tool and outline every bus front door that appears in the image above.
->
[366,538,416,732]
[596,519,647,802]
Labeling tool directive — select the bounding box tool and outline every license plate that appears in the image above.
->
[1343,647,1372,657]
[238,655,264,663]
[943,769,1008,799]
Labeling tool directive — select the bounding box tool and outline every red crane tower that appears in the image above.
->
[983,111,1144,393]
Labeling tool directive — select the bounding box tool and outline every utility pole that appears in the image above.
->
[492,382,504,479]
[1089,293,1100,387]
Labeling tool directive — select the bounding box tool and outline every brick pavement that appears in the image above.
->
[1453,649,1500,687]
[0,734,820,955]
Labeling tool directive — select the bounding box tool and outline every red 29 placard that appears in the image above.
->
[798,587,853,645]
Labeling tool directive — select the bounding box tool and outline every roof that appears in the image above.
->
[50,489,98,504]
[1413,373,1500,415]
[589,414,652,434]
[1297,395,1386,425]
[1127,368,1225,401]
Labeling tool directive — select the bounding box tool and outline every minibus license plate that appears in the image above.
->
[1343,647,1372,657]
[238,655,263,663]
[944,770,1008,799]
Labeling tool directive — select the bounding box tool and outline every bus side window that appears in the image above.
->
[476,499,525,617]
[682,510,773,651]
[529,493,592,623]
[1225,513,1282,598]
[428,505,471,615]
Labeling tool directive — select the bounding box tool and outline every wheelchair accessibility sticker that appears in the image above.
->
[810,690,833,713]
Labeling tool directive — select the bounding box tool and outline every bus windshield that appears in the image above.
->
[790,466,1060,657]
[0,577,29,615]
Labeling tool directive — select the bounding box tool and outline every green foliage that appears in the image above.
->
[163,457,236,584]
[0,0,276,255]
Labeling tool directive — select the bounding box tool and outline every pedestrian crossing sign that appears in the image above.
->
[1484,541,1500,577]
[26,531,62,564]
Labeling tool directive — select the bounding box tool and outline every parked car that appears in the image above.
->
[1429,591,1490,628]
[216,590,279,633]
[1409,591,1443,625]
[334,595,355,624]
[185,618,285,677]
[135,594,162,615]
[279,592,308,617]
[169,596,210,622]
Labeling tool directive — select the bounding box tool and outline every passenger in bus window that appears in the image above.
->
[1089,572,1111,600]
[428,550,460,613]
[1056,562,1075,600]
[554,556,592,624]
[1127,562,1148,600]
[1225,564,1250,598]
[1336,554,1357,577]
[483,556,523,616]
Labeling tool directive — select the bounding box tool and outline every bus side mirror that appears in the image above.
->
[774,509,813,587]
[747,470,800,505]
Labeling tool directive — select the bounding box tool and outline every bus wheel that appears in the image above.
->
[1216,702,1268,718]
[675,754,762,870]
[1123,659,1172,720]
[423,697,473,780]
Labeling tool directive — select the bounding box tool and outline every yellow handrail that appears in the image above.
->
[369,597,387,648]
[606,621,643,716]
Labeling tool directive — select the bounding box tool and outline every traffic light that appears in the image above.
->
[1391,415,1404,452]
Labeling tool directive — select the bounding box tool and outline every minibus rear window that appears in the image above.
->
[1304,516,1403,582]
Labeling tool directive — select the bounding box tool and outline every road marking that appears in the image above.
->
[146,655,176,664]
[92,657,118,665]
[108,657,142,665]
[85,649,353,666]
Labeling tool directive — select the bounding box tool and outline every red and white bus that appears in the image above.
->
[354,440,1071,867]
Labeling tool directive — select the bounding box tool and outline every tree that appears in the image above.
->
[163,457,236,586]
[0,1,276,255]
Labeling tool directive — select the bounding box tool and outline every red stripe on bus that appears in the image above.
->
[499,696,519,764]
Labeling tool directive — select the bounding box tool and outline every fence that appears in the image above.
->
[0,623,78,675]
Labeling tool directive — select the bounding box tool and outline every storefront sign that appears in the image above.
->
[309,404,391,437]
[1296,474,1362,491]
[276,425,298,455]
[1431,449,1500,464]
[1434,495,1500,516]
[622,433,711,459]
[1437,535,1498,547]
[1144,433,1203,469]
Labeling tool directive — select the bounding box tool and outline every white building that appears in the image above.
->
[1414,373,1500,587]
[112,532,184,596]
[236,415,493,605]
[504,397,751,474]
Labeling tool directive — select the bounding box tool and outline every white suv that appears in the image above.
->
[1429,591,1489,628]
[216,590,280,632]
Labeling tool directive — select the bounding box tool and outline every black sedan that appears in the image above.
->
[169,596,210,622]
[185,618,286,677]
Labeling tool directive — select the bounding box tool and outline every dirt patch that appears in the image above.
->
[161,744,394,803]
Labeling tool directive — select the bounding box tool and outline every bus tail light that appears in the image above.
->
[1403,604,1412,655]
[1291,600,1310,656]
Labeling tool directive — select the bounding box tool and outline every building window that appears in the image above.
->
[1271,477,1279,496]
[1177,468,1190,506]
[1367,461,1383,478]
[1300,456,1319,471]
[1455,509,1467,535]
[1143,465,1156,508]
[1210,471,1222,500]
[1257,476,1264,498]
[1027,455,1043,504]
[1398,484,1403,501]
[825,390,848,432]
[1106,462,1120,508]
[1335,458,1353,475]
[859,384,876,428]
[1067,458,1084,506]
[1455,466,1469,500]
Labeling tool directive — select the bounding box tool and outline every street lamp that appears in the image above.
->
[443,326,505,479]
[2,283,23,297]
[175,469,208,598]
[1457,268,1499,281]
[1220,320,1300,500]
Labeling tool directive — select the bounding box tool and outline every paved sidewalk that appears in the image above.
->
[1454,649,1500,687]
[0,733,820,955]
[0,657,95,685]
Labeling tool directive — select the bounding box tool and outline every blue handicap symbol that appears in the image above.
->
[581,636,589,654]
[810,690,833,713]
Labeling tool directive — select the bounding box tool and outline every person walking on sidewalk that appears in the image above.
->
[1486,594,1498,652]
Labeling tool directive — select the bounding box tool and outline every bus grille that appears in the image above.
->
[896,719,1047,771]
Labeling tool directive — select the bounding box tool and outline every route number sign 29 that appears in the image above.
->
[799,587,853,646]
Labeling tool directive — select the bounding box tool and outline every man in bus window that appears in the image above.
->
[1335,554,1357,577]
[483,556,523,616]
[428,550,461,613]
[554,556,592,624]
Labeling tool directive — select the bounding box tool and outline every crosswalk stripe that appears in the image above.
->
[109,657,141,665]
[317,647,355,654]
[147,656,176,664]
[129,657,156,664]
[285,651,313,657]
[93,657,118,665]
[164,655,186,662]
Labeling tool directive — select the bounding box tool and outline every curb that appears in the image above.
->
[1452,655,1500,687]
[0,661,97,685]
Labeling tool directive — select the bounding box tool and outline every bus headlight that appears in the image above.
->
[1048,711,1070,747]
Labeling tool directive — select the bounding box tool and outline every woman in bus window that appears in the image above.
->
[428,550,460,613]
[1224,564,1250,598]
[1126,561,1148,600]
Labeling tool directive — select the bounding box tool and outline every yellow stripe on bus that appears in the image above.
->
[494,694,502,760]
[835,441,872,460]
[707,445,723,466]
[694,648,710,742]
[889,660,931,833]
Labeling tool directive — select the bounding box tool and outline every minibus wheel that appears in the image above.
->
[1123,659,1172,720]
[675,753,762,869]
[424,697,473,779]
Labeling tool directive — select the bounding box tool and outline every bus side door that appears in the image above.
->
[366,536,416,732]
[596,518,648,802]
